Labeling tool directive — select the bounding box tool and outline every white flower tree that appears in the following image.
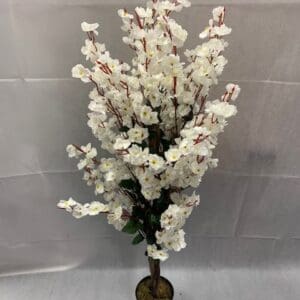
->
[58,1,240,297]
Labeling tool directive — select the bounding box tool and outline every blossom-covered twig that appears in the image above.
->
[59,1,241,263]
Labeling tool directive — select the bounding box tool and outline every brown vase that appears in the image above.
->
[135,276,174,300]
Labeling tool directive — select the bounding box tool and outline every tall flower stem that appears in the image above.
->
[148,257,161,298]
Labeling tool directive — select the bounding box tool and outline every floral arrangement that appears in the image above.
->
[58,0,240,295]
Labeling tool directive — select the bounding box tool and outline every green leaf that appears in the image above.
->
[119,179,136,190]
[132,233,145,245]
[122,220,142,234]
[149,214,160,227]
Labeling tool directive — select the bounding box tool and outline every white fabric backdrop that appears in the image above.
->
[0,0,300,285]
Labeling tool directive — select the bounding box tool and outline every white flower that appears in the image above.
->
[226,83,241,101]
[179,139,192,155]
[190,161,207,176]
[199,26,210,39]
[205,100,237,118]
[156,229,187,252]
[88,201,109,215]
[212,6,225,23]
[118,9,134,20]
[199,19,214,39]
[86,147,97,159]
[165,148,181,162]
[114,206,124,220]
[135,7,152,18]
[185,191,200,207]
[191,58,216,85]
[88,100,106,114]
[148,154,165,171]
[99,158,115,172]
[140,106,159,125]
[160,204,186,230]
[75,143,97,170]
[81,22,99,35]
[128,126,149,144]
[208,158,219,168]
[113,137,131,150]
[105,170,116,182]
[95,181,105,194]
[181,127,210,139]
[150,1,175,13]
[66,144,81,158]
[139,170,157,188]
[141,187,161,200]
[215,24,232,36]
[77,159,87,170]
[147,245,169,262]
[168,20,188,47]
[81,40,105,61]
[107,206,125,231]
[82,143,97,157]
[124,145,149,166]
[57,197,77,212]
[201,38,227,57]
[72,64,90,82]
[177,0,191,8]
[170,191,199,208]
[195,143,209,156]
[72,203,89,219]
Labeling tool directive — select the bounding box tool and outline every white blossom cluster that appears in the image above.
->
[58,1,240,261]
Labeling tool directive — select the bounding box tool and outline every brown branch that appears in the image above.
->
[72,144,100,165]
[135,11,143,29]
[89,76,104,96]
[148,257,160,298]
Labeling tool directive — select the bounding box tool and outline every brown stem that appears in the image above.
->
[149,124,161,154]
[148,257,160,298]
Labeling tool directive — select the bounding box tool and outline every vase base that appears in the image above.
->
[135,276,174,300]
